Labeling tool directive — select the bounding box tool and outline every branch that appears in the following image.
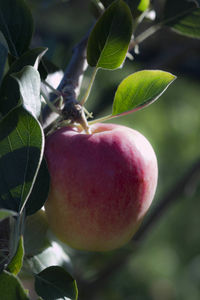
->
[78,158,200,299]
[41,31,90,130]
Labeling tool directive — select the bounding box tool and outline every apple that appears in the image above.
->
[44,123,158,251]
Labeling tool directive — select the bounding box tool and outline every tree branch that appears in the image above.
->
[41,31,90,130]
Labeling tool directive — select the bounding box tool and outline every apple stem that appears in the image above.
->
[78,109,92,134]
[88,114,113,125]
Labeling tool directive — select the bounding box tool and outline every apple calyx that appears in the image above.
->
[45,96,91,136]
[62,100,91,134]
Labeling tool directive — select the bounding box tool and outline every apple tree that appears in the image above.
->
[0,0,200,299]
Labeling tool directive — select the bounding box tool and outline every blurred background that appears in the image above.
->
[27,0,200,299]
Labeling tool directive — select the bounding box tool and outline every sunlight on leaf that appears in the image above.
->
[12,66,42,119]
[87,0,133,69]
[112,70,176,116]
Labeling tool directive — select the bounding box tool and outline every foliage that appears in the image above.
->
[0,0,199,299]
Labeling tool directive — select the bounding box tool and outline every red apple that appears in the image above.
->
[44,123,158,251]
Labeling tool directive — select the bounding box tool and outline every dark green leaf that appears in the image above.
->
[87,0,133,69]
[0,31,9,51]
[25,158,50,216]
[169,9,200,39]
[7,235,24,275]
[100,0,114,7]
[0,209,17,221]
[126,0,143,12]
[0,107,44,213]
[0,74,20,117]
[24,210,50,256]
[90,0,105,19]
[8,48,48,75]
[164,0,200,39]
[35,266,78,300]
[0,42,7,84]
[101,0,146,12]
[0,270,29,300]
[12,66,42,119]
[112,70,176,116]
[0,48,47,117]
[0,0,34,57]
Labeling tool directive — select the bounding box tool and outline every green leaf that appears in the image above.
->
[0,31,9,51]
[0,48,47,118]
[90,0,104,19]
[101,0,147,12]
[0,42,7,84]
[125,0,143,12]
[7,236,24,275]
[8,48,48,75]
[100,0,114,7]
[0,209,17,221]
[169,9,200,39]
[35,266,78,300]
[0,75,20,118]
[0,0,34,57]
[25,158,50,216]
[24,210,50,256]
[12,66,42,119]
[0,107,44,213]
[164,0,200,39]
[137,0,150,12]
[87,0,133,69]
[112,70,176,116]
[0,270,29,300]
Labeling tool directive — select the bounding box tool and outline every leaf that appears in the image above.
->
[0,48,47,118]
[87,0,133,69]
[27,242,72,275]
[137,0,150,12]
[0,270,29,300]
[35,266,78,300]
[0,0,34,57]
[12,66,42,119]
[169,8,200,39]
[0,75,20,118]
[7,235,24,275]
[125,0,143,12]
[0,31,9,51]
[0,42,7,84]
[90,0,104,19]
[8,48,48,75]
[101,0,146,12]
[164,0,200,39]
[0,107,44,213]
[24,210,51,256]
[100,0,114,7]
[0,209,17,221]
[112,70,176,116]
[25,158,50,216]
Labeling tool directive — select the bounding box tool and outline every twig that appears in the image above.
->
[78,158,200,299]
[41,30,91,130]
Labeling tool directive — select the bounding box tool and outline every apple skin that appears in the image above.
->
[44,123,158,251]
